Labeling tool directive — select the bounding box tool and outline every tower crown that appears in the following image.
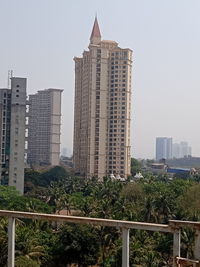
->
[90,17,101,44]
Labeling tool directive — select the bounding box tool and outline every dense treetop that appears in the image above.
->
[0,163,200,266]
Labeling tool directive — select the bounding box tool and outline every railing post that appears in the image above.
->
[173,229,181,267]
[194,230,200,266]
[122,228,129,267]
[8,217,15,267]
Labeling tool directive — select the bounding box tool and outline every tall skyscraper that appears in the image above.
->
[156,137,172,161]
[179,142,192,158]
[172,141,192,158]
[172,143,180,159]
[27,88,63,166]
[0,77,27,194]
[73,18,132,179]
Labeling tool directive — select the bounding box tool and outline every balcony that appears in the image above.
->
[0,209,200,267]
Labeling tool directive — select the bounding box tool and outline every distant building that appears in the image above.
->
[172,141,192,158]
[172,143,180,158]
[167,167,197,178]
[73,17,132,179]
[60,156,73,168]
[146,162,168,175]
[61,147,68,157]
[0,77,27,194]
[27,88,63,166]
[179,142,192,158]
[61,147,72,157]
[156,137,172,161]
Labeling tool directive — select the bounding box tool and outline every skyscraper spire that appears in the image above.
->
[90,16,101,44]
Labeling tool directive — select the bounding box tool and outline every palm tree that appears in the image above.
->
[0,218,8,266]
[15,226,45,266]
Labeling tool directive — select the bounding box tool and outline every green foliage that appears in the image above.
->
[15,256,40,267]
[51,224,99,266]
[25,166,69,188]
[177,183,200,220]
[15,226,45,265]
[2,165,200,266]
[0,186,51,213]
[131,158,142,176]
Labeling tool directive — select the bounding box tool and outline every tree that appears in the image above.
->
[131,158,142,176]
[15,226,45,266]
[51,224,99,267]
[177,183,200,220]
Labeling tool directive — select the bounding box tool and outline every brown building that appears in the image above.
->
[73,18,132,179]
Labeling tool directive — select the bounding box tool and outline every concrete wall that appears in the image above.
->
[9,77,26,194]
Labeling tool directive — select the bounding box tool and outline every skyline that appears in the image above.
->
[1,0,200,158]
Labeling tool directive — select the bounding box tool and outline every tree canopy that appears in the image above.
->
[0,166,200,266]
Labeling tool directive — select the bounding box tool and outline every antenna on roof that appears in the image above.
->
[7,70,13,89]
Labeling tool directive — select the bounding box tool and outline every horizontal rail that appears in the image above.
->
[0,210,172,233]
[169,220,200,230]
[176,256,200,264]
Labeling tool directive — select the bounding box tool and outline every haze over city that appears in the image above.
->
[1,0,200,159]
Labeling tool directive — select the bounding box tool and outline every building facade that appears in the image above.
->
[27,88,63,166]
[0,77,27,194]
[73,18,132,179]
[172,141,192,158]
[156,137,173,161]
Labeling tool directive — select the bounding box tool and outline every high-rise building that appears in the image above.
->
[179,142,192,158]
[156,137,172,161]
[172,141,192,158]
[73,18,132,179]
[27,89,63,166]
[0,77,27,194]
[172,143,180,158]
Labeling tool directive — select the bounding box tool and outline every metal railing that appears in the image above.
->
[0,210,200,267]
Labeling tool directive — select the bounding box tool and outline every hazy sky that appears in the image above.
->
[1,0,200,159]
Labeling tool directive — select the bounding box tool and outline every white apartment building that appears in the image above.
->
[73,18,132,179]
[27,89,63,166]
[156,137,173,161]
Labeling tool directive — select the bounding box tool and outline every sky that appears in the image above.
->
[1,0,200,159]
